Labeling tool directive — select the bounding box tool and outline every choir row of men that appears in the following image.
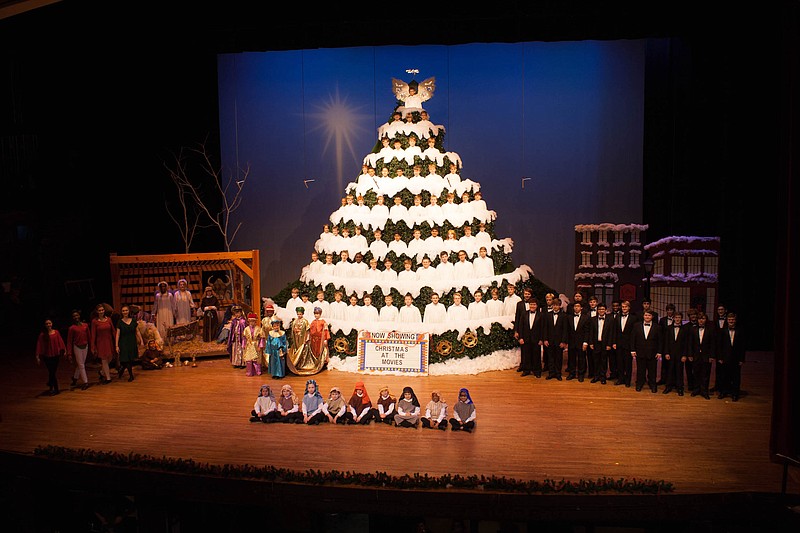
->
[513,293,746,401]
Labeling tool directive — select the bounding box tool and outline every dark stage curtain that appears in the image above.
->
[770,0,800,476]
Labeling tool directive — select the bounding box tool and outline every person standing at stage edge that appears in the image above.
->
[543,298,568,380]
[565,301,591,381]
[515,297,544,377]
[589,302,614,384]
[716,312,745,401]
[612,300,638,387]
[631,310,662,393]
[36,317,67,396]
[512,288,534,374]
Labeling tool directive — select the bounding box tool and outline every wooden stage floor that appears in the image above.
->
[1,347,799,531]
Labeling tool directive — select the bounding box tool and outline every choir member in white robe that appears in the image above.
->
[398,294,422,324]
[423,293,448,325]
[369,229,389,262]
[472,247,495,278]
[503,285,522,317]
[370,195,390,232]
[446,293,470,325]
[378,295,399,324]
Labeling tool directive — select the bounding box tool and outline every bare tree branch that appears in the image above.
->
[163,138,250,252]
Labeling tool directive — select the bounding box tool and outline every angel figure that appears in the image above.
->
[392,77,436,116]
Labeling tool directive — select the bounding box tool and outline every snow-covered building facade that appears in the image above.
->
[643,236,720,318]
[573,223,648,308]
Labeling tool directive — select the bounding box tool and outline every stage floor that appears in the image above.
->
[1,346,797,500]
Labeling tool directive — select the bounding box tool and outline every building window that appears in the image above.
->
[598,230,608,246]
[581,230,592,245]
[614,251,624,267]
[706,288,716,315]
[687,255,702,275]
[630,229,640,245]
[654,258,664,276]
[671,256,685,277]
[597,250,609,268]
[652,285,690,318]
[629,249,641,268]
[705,256,718,275]
[614,231,624,245]
[594,283,614,307]
[581,251,593,268]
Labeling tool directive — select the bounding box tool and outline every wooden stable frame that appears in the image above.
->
[108,251,261,317]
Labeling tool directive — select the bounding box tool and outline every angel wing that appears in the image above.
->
[417,77,436,103]
[392,78,410,101]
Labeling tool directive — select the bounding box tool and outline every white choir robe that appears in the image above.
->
[453,260,475,280]
[446,304,469,324]
[485,298,505,318]
[370,205,390,231]
[360,305,380,324]
[473,255,494,278]
[378,306,399,324]
[468,301,489,320]
[423,303,448,325]
[369,240,389,262]
[503,295,522,317]
[398,305,422,324]
[328,301,349,321]
[416,266,438,286]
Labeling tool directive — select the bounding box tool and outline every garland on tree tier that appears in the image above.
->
[34,446,674,495]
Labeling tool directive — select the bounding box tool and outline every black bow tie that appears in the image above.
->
[598,317,604,321]
[644,323,650,327]
[529,310,535,314]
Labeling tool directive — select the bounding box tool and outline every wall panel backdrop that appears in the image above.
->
[218,40,648,298]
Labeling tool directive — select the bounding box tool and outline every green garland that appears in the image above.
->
[33,446,674,495]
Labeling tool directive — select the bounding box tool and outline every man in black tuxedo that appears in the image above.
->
[709,304,728,393]
[543,299,568,380]
[513,288,534,372]
[515,298,545,377]
[612,300,639,387]
[607,299,622,381]
[656,303,676,385]
[662,311,692,396]
[717,312,746,401]
[565,301,591,381]
[641,297,659,324]
[690,312,716,399]
[631,310,662,393]
[588,302,614,384]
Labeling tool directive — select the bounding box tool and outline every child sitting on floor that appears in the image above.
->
[421,390,448,430]
[449,387,476,432]
[250,384,279,423]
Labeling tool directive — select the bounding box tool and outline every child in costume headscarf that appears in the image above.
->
[370,385,396,425]
[276,383,303,424]
[323,386,351,424]
[302,378,326,425]
[347,381,373,425]
[265,317,288,378]
[250,384,278,423]
[421,390,448,430]
[394,386,421,428]
[449,387,476,432]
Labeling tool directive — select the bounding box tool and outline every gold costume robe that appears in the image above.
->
[286,317,329,376]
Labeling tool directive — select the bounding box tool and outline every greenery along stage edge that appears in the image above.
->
[34,446,675,495]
